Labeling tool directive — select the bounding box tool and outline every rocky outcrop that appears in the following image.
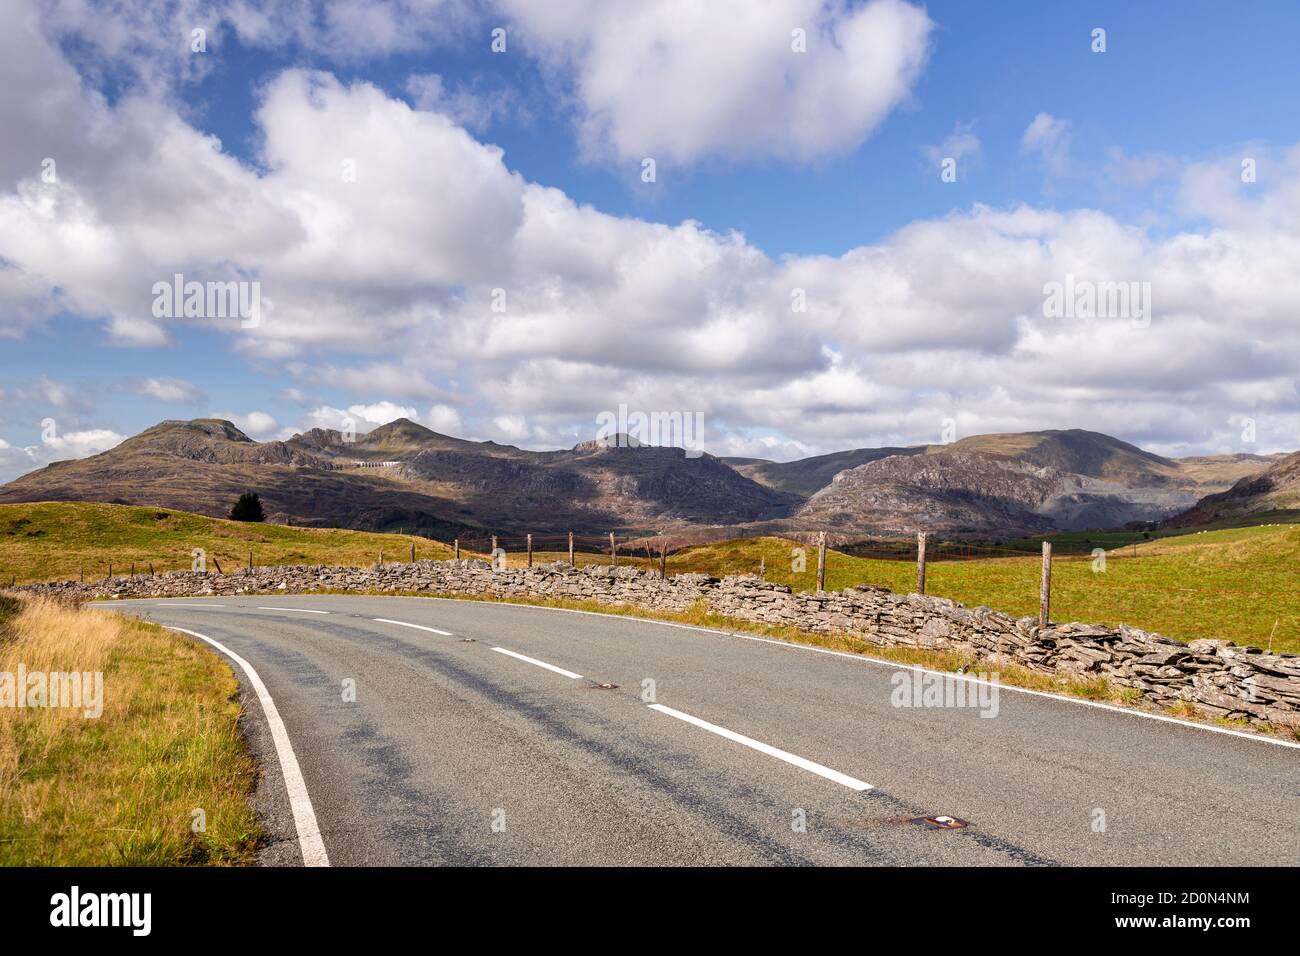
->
[17,561,1300,733]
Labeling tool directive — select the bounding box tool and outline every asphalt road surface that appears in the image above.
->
[107,595,1300,867]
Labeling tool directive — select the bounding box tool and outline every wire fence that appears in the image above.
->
[5,526,1295,651]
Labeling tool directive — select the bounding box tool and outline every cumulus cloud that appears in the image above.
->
[3,1,1300,464]
[211,410,279,438]
[499,0,933,164]
[297,402,418,435]
[425,404,464,434]
[0,428,126,483]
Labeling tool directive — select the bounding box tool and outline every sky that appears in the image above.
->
[2,0,1299,482]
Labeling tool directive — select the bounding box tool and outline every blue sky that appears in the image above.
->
[2,0,1299,479]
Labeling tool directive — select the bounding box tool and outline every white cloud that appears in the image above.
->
[297,402,418,435]
[425,404,463,434]
[0,428,126,483]
[212,410,279,438]
[922,121,981,169]
[130,377,206,404]
[3,3,1300,465]
[1021,112,1072,175]
[406,73,525,133]
[14,375,94,413]
[499,0,932,165]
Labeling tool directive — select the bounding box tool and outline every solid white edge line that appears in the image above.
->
[414,597,1300,752]
[490,646,584,679]
[256,607,330,614]
[648,703,872,791]
[372,617,452,636]
[167,626,330,867]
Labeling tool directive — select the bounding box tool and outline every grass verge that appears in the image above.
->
[0,595,260,865]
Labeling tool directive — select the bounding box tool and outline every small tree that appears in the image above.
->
[230,492,266,522]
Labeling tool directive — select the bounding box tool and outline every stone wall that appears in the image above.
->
[17,560,1300,731]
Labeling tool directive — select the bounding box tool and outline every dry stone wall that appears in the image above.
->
[18,559,1300,732]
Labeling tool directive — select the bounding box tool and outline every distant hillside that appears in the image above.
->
[1168,450,1300,526]
[936,429,1179,484]
[0,418,796,537]
[0,419,1282,540]
[790,430,1279,536]
[725,446,921,498]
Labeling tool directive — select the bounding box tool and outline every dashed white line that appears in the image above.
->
[167,626,329,867]
[256,606,331,614]
[648,703,873,791]
[373,617,452,636]
[415,598,1300,752]
[163,603,227,608]
[490,647,584,679]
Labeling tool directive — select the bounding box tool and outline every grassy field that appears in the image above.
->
[0,595,260,864]
[524,524,1300,652]
[1001,508,1300,553]
[0,501,454,585]
[3,501,1296,653]
[658,527,1300,653]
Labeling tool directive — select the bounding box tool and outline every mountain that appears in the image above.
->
[724,446,922,498]
[1167,450,1300,526]
[0,418,795,536]
[0,419,1281,540]
[790,430,1281,536]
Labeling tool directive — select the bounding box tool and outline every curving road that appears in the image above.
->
[107,595,1300,867]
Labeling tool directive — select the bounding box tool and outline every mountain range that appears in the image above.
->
[0,417,1290,540]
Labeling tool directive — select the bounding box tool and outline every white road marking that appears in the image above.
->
[167,626,329,867]
[648,703,873,791]
[256,606,330,614]
[491,647,583,679]
[373,617,452,636]
[417,598,1300,752]
[162,603,227,608]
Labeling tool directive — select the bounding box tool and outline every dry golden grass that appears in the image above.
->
[0,595,259,865]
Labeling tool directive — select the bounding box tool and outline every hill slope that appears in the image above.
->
[0,418,796,537]
[0,501,452,584]
[788,430,1278,535]
[1169,450,1300,526]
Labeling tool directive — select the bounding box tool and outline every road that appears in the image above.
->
[107,595,1300,866]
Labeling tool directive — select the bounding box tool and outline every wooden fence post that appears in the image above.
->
[107,563,112,581]
[410,541,416,564]
[568,531,575,567]
[149,563,155,577]
[379,550,384,567]
[759,556,765,579]
[660,540,667,579]
[79,565,84,583]
[1039,541,1052,628]
[212,558,223,575]
[816,532,826,592]
[527,533,533,568]
[130,562,135,578]
[610,532,617,567]
[454,538,460,560]
[916,531,927,595]
[248,550,253,573]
